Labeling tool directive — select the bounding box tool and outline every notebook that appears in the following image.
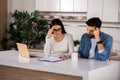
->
[38,56,63,62]
[16,43,42,58]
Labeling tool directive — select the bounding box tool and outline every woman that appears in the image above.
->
[44,18,74,60]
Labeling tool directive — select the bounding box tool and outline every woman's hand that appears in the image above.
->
[47,28,54,39]
[59,55,70,60]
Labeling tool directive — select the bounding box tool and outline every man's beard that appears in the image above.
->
[88,34,95,38]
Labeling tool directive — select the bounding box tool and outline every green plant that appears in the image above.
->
[74,40,80,47]
[0,10,48,50]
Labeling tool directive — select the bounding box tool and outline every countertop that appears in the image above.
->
[0,50,119,80]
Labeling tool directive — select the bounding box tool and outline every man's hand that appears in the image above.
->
[93,28,101,42]
[94,28,105,51]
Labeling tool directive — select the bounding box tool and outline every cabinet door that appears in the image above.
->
[35,0,47,11]
[47,0,60,11]
[74,0,87,12]
[103,0,119,22]
[87,0,103,20]
[60,0,73,12]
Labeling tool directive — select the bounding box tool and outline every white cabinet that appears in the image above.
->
[35,0,60,11]
[87,0,120,22]
[103,0,120,22]
[35,0,47,11]
[74,0,87,12]
[47,0,60,11]
[35,0,87,12]
[87,0,103,20]
[60,0,74,12]
[60,0,87,12]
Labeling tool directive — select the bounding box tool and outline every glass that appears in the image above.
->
[53,28,61,32]
[71,52,78,61]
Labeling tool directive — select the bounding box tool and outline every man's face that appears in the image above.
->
[86,26,96,38]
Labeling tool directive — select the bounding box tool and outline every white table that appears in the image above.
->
[0,50,119,80]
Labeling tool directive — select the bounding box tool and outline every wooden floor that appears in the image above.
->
[0,65,82,80]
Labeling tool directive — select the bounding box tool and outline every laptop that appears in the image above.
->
[16,43,42,58]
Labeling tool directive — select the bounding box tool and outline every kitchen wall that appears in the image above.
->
[8,0,35,13]
[8,0,120,54]
[7,0,35,31]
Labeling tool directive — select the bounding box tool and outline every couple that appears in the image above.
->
[44,17,113,61]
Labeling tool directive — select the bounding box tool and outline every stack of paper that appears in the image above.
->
[38,56,63,62]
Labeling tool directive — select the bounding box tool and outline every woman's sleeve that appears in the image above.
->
[68,34,74,53]
[44,35,51,55]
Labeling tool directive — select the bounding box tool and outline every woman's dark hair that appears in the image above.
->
[86,17,102,28]
[50,18,66,34]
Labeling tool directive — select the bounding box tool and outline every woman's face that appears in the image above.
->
[52,25,62,36]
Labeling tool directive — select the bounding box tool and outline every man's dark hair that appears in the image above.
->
[50,18,66,34]
[86,17,102,28]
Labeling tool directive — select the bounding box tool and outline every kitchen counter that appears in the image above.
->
[0,50,119,80]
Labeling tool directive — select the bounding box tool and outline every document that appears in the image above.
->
[38,56,63,62]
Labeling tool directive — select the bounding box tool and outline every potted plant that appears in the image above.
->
[73,40,80,51]
[0,10,48,50]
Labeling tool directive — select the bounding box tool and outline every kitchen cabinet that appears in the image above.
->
[35,0,47,11]
[35,0,87,12]
[74,0,87,12]
[87,0,120,22]
[47,0,60,11]
[87,0,103,20]
[60,0,87,12]
[60,0,73,12]
[35,0,60,11]
[102,0,120,22]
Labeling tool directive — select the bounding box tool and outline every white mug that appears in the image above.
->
[71,52,78,61]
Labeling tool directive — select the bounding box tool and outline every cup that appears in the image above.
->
[71,52,78,61]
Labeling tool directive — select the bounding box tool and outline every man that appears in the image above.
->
[78,17,113,61]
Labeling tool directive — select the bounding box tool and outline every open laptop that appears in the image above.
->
[16,43,43,58]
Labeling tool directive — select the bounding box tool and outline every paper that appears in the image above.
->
[38,56,63,62]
